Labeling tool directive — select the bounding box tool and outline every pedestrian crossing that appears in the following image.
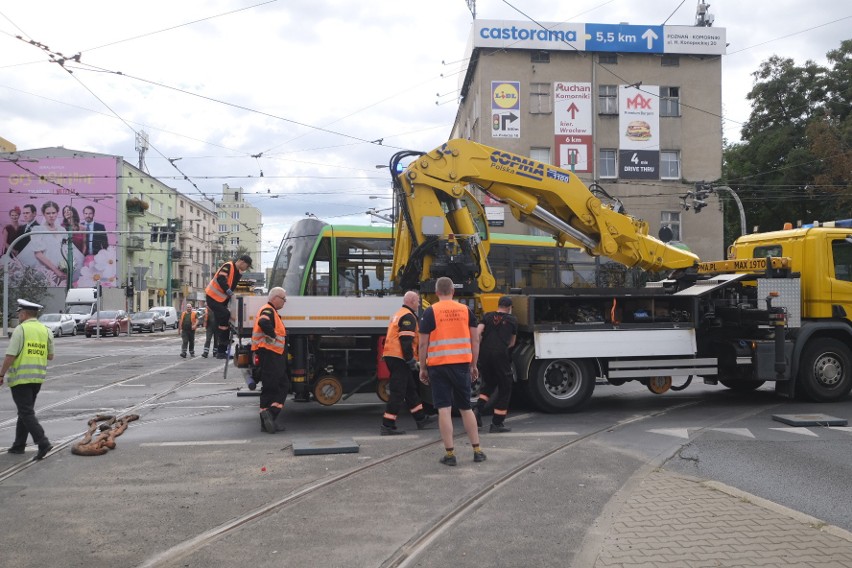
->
[648,425,852,440]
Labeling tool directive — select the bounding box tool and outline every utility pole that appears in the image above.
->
[165,218,175,307]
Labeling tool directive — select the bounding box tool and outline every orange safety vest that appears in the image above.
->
[205,261,238,303]
[179,310,198,329]
[251,303,287,354]
[383,306,418,361]
[426,300,472,366]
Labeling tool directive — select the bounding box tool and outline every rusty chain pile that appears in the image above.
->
[71,414,140,456]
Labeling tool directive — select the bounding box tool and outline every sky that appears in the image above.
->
[1,0,849,268]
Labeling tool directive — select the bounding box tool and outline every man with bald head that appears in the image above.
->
[251,287,289,433]
[379,290,433,435]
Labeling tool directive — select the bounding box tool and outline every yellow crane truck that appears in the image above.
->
[387,139,852,412]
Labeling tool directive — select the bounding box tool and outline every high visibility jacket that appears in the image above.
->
[7,319,50,387]
[426,301,472,366]
[180,310,198,329]
[251,303,287,354]
[383,306,418,361]
[205,261,238,303]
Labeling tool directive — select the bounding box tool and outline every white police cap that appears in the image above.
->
[16,299,44,311]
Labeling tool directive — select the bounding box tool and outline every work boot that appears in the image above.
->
[8,445,26,455]
[439,454,457,466]
[259,410,276,434]
[380,424,405,436]
[34,442,53,461]
[201,350,209,358]
[489,423,512,433]
[180,352,187,359]
[474,450,487,462]
[415,415,435,430]
[190,352,195,357]
[273,410,287,432]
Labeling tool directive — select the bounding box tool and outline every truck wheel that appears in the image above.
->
[798,338,852,402]
[527,358,595,413]
[719,380,765,391]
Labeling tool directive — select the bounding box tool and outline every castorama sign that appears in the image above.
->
[473,20,726,55]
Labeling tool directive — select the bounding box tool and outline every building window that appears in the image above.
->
[660,86,680,117]
[531,50,550,63]
[230,237,240,246]
[661,211,682,241]
[661,55,680,67]
[660,151,680,179]
[599,53,618,65]
[599,149,617,178]
[219,224,228,232]
[530,82,552,114]
[232,223,240,232]
[530,147,551,166]
[599,85,617,115]
[231,211,240,220]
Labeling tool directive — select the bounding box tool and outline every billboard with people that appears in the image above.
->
[0,156,119,288]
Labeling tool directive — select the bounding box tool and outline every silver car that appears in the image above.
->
[130,311,167,333]
[38,313,78,337]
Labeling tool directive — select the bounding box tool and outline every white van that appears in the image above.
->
[150,306,178,329]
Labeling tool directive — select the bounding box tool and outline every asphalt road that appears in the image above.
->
[0,332,850,567]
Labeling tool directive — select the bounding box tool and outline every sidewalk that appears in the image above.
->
[592,469,852,567]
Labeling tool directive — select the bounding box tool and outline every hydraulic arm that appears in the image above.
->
[390,139,698,293]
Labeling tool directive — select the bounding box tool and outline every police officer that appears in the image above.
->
[1,299,55,460]
[380,290,433,435]
[252,287,289,433]
[475,295,517,433]
[418,277,485,466]
[205,255,252,359]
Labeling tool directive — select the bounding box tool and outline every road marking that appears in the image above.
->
[649,428,691,439]
[709,428,755,438]
[481,431,579,438]
[139,440,249,447]
[829,426,852,433]
[769,427,819,437]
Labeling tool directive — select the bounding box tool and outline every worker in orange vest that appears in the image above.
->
[204,255,252,359]
[178,303,199,358]
[418,277,484,466]
[251,287,289,433]
[380,290,434,435]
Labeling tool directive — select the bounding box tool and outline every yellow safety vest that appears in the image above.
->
[7,319,50,387]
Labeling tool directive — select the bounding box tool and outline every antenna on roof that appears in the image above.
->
[465,0,475,20]
[135,130,149,172]
[694,1,715,27]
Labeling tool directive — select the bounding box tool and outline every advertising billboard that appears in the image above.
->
[0,157,120,288]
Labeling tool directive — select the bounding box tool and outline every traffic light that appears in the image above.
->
[126,278,135,297]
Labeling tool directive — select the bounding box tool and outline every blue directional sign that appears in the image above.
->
[585,24,664,53]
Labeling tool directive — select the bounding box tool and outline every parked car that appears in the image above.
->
[130,311,167,333]
[150,306,178,329]
[38,313,77,337]
[85,310,130,337]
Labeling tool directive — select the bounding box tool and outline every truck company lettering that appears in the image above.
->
[479,26,577,43]
[490,151,545,181]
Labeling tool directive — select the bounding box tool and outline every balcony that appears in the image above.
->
[127,236,145,252]
[126,198,149,217]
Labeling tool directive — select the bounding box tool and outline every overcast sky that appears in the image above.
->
[1,1,849,267]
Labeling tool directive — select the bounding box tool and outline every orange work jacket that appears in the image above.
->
[251,303,287,354]
[205,261,238,303]
[383,306,418,361]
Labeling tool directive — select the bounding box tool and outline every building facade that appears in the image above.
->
[451,19,727,261]
[215,183,262,278]
[0,147,220,310]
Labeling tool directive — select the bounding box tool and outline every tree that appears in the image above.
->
[722,41,851,239]
[0,265,50,323]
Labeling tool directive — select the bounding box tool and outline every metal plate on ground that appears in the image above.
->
[292,438,360,456]
[771,414,848,427]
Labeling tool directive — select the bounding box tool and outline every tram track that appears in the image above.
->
[0,361,226,484]
[135,398,709,568]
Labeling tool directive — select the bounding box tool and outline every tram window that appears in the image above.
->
[307,237,332,296]
[488,244,512,292]
[514,247,557,288]
[558,248,596,288]
[337,237,393,296]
